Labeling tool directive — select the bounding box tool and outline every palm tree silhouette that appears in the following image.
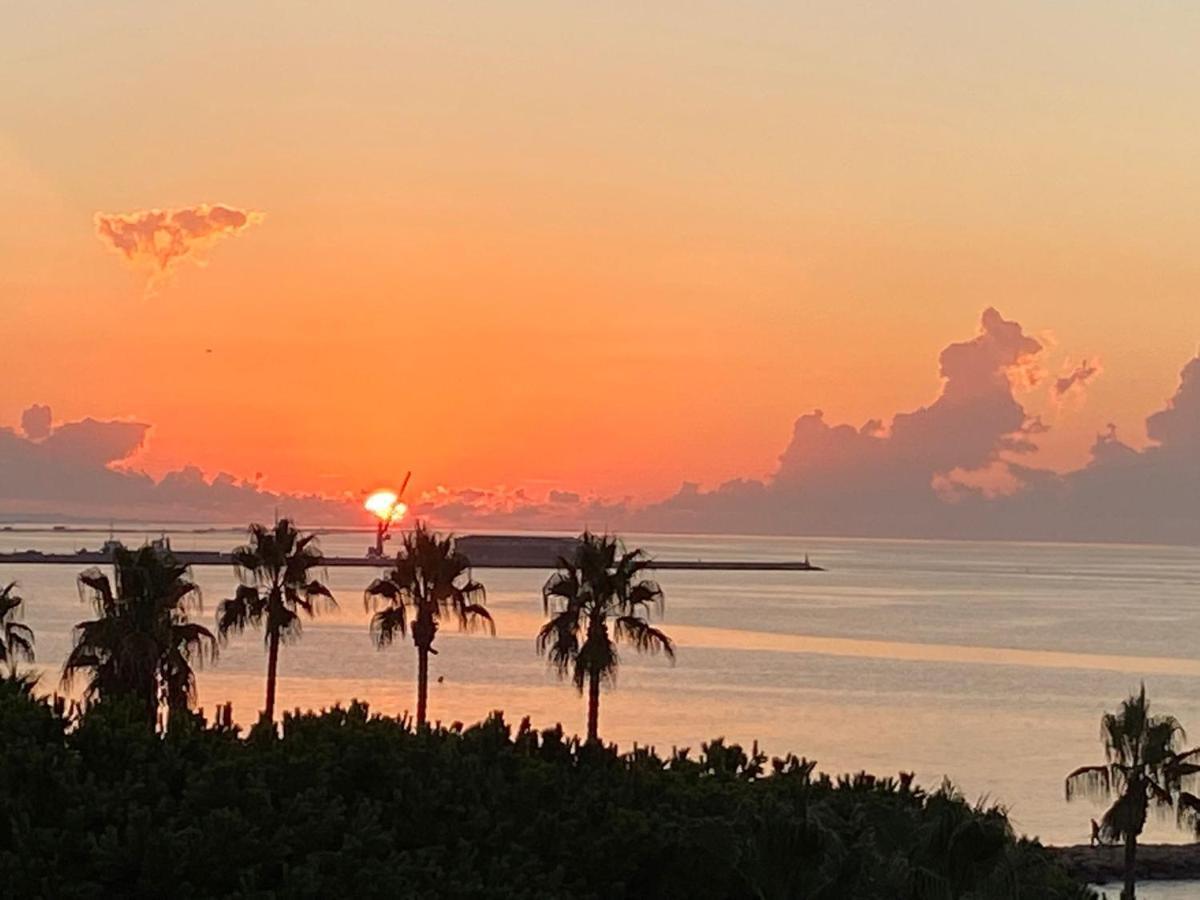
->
[1065,685,1200,899]
[0,582,35,677]
[63,544,216,727]
[538,531,674,745]
[216,520,336,723]
[363,522,492,728]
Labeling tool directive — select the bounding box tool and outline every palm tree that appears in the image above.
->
[364,522,492,728]
[63,544,216,727]
[537,531,674,745]
[216,520,335,722]
[0,582,35,676]
[1065,685,1200,899]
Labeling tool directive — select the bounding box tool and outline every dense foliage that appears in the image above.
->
[0,681,1090,899]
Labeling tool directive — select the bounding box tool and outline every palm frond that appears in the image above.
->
[614,615,675,660]
[1177,791,1200,834]
[216,584,262,639]
[1064,765,1112,801]
[370,605,408,647]
[458,603,495,635]
[536,609,580,677]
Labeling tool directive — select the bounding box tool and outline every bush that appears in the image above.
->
[0,686,1092,898]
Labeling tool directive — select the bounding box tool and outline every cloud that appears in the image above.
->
[0,406,618,532]
[1052,359,1101,400]
[639,310,1200,545]
[1145,357,1199,451]
[0,405,344,524]
[3,326,1197,545]
[647,308,1045,535]
[405,484,628,531]
[39,417,150,468]
[94,204,262,275]
[19,404,51,441]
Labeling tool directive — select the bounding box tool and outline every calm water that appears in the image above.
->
[3,527,1199,847]
[1094,885,1200,898]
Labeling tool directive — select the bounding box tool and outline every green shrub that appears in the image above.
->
[0,686,1092,899]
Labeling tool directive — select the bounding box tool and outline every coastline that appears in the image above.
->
[1050,843,1200,883]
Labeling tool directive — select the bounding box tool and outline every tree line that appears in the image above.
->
[1,519,674,744]
[0,683,1091,898]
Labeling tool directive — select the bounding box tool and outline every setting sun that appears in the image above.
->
[364,490,407,522]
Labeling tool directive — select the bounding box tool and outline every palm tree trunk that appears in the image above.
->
[1122,833,1138,899]
[416,644,429,728]
[586,669,601,744]
[264,629,280,721]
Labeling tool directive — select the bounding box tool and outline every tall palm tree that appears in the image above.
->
[216,519,335,722]
[0,582,35,676]
[63,544,216,727]
[538,531,674,745]
[1065,685,1200,899]
[364,522,492,728]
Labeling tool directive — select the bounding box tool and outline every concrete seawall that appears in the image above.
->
[0,550,823,572]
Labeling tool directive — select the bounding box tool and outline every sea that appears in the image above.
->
[4,525,1200,861]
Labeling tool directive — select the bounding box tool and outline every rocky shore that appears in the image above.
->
[1050,843,1200,883]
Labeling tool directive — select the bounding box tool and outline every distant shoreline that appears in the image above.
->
[0,547,824,572]
[1050,843,1200,883]
[2,520,1198,551]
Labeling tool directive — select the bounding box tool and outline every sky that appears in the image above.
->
[2,3,1198,541]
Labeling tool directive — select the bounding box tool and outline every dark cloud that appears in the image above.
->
[39,417,150,468]
[639,311,1200,545]
[19,404,51,441]
[3,330,1197,544]
[94,204,262,275]
[1022,355,1199,543]
[641,309,1044,536]
[0,405,343,524]
[1052,359,1101,399]
[0,406,620,531]
[407,485,628,531]
[1145,357,1199,451]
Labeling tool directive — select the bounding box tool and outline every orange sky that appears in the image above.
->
[3,3,1200,505]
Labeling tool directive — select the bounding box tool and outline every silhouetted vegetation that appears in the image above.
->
[539,531,674,743]
[1065,685,1200,899]
[0,681,1090,898]
[216,520,335,721]
[62,545,216,729]
[0,581,34,677]
[363,521,492,728]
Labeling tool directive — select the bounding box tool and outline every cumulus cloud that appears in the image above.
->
[639,310,1199,544]
[0,405,344,524]
[406,484,627,531]
[1145,357,1199,451]
[643,308,1045,535]
[94,204,262,275]
[4,322,1197,545]
[19,404,51,441]
[0,404,620,531]
[776,308,1043,493]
